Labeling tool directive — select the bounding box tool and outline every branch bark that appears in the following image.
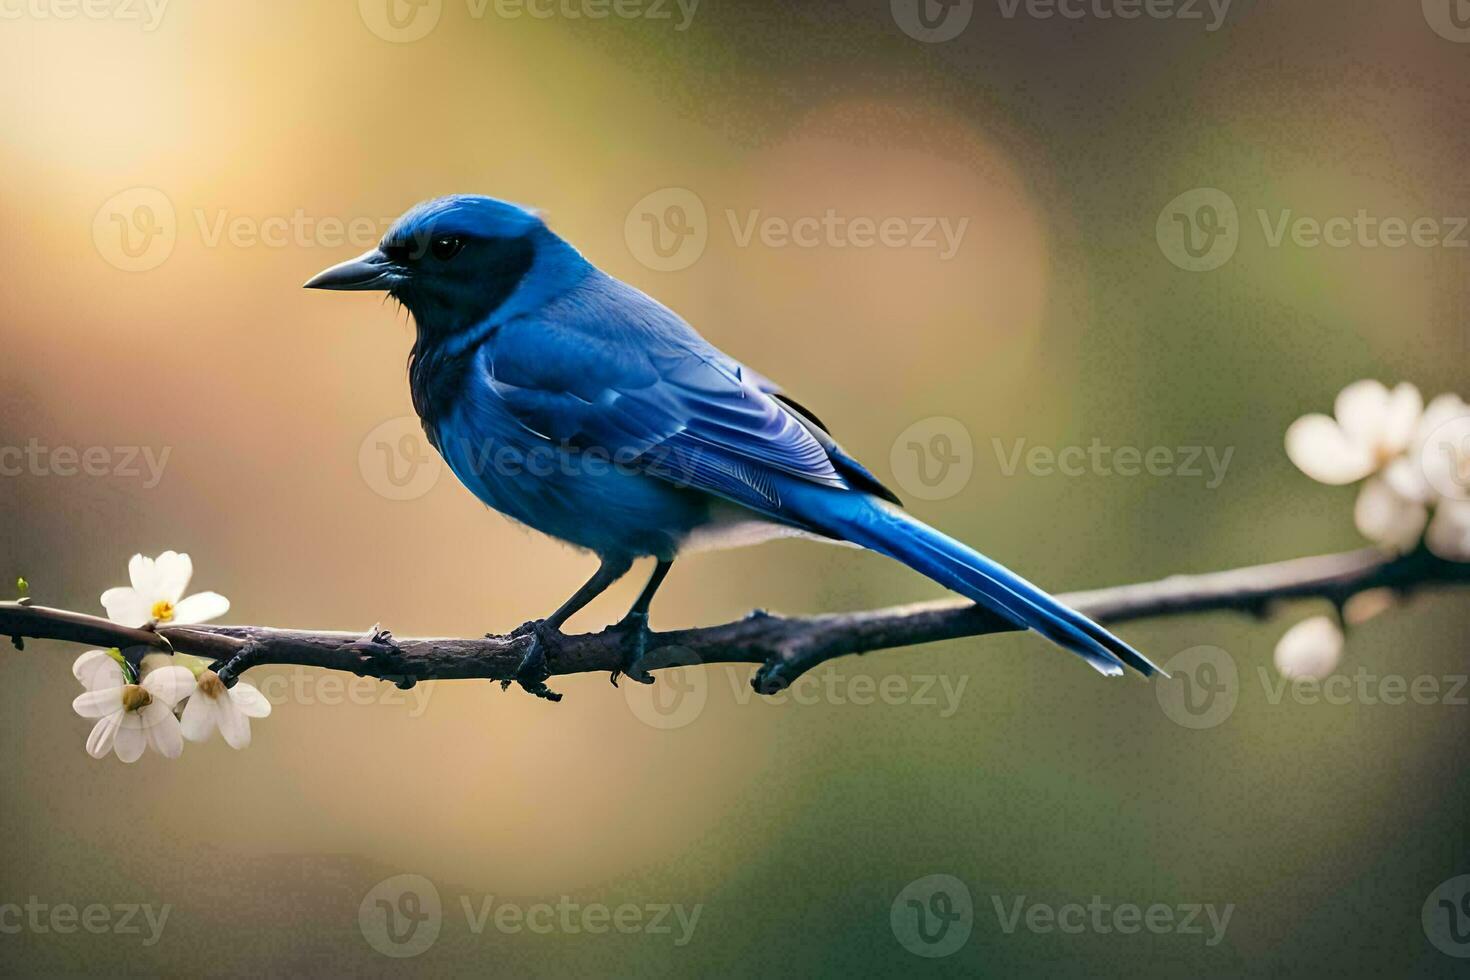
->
[1,546,1465,696]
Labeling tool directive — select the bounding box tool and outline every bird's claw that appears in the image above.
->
[502,620,564,702]
[607,611,656,687]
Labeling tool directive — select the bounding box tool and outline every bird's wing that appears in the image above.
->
[475,287,894,518]
[763,391,902,505]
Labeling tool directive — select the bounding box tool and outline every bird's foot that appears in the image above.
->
[500,620,564,702]
[606,611,656,688]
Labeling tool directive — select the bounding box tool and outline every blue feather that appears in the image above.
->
[773,481,1162,677]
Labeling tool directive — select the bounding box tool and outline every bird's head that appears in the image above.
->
[305,195,584,337]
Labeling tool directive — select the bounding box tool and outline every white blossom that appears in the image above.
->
[1283,381,1466,552]
[71,652,193,763]
[100,551,229,628]
[180,670,271,749]
[1285,380,1422,485]
[1273,616,1344,681]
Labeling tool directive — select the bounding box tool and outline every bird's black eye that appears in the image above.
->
[430,235,464,261]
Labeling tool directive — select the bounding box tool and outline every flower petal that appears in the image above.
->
[100,587,151,628]
[180,695,218,742]
[141,665,195,708]
[1427,501,1470,562]
[113,719,147,764]
[127,553,157,594]
[1419,393,1470,440]
[172,591,229,625]
[216,700,251,750]
[1274,615,1343,681]
[1380,383,1423,455]
[73,687,123,719]
[1334,380,1390,447]
[1354,478,1427,552]
[86,713,123,759]
[151,551,193,604]
[140,704,184,759]
[1383,456,1433,504]
[1417,410,1470,504]
[229,681,272,719]
[73,650,124,691]
[1286,414,1376,484]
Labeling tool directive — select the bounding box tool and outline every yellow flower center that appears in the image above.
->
[150,600,176,623]
[120,685,153,712]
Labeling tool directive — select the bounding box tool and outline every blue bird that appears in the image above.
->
[306,195,1161,699]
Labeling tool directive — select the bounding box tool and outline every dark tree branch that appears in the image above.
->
[2,546,1466,696]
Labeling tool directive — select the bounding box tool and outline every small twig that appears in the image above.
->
[0,546,1464,696]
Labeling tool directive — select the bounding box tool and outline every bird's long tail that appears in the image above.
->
[795,490,1161,677]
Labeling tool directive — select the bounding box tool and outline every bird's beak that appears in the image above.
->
[303,248,400,291]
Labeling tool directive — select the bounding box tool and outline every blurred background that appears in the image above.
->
[1,0,1468,975]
